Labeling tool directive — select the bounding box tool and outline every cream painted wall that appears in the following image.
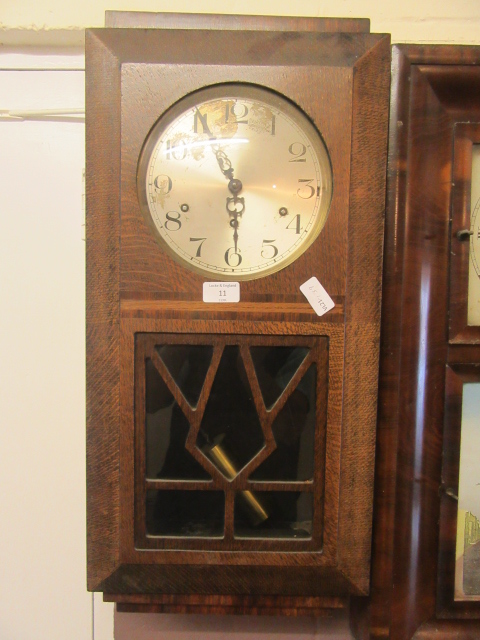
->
[0,2,479,640]
[1,0,480,44]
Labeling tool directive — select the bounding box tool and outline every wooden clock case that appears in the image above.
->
[351,45,480,639]
[86,14,390,616]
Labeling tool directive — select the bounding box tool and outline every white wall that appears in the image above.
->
[0,3,479,640]
[0,59,96,639]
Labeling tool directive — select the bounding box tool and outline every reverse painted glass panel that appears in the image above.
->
[455,382,480,600]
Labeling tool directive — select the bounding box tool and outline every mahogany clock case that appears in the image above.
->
[86,16,390,615]
[350,45,480,640]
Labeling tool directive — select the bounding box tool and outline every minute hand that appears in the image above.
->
[226,181,245,254]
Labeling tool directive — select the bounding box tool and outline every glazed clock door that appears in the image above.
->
[135,334,328,549]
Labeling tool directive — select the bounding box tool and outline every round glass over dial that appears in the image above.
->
[137,84,333,280]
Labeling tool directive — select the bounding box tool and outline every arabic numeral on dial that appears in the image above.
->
[165,211,182,231]
[224,247,242,267]
[288,142,307,162]
[190,237,207,257]
[261,239,278,259]
[297,179,316,199]
[166,139,187,160]
[286,214,302,234]
[225,102,249,125]
[153,174,172,194]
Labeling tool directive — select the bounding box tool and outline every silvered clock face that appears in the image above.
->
[137,84,332,281]
[468,144,480,325]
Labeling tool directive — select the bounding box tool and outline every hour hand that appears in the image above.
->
[226,191,245,253]
[195,108,234,180]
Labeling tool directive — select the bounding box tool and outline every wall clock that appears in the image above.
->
[351,44,480,640]
[86,13,390,619]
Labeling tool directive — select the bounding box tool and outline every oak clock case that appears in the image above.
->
[86,20,390,617]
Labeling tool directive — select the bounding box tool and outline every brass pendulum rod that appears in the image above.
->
[205,441,269,527]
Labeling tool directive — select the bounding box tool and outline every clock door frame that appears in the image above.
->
[350,45,480,640]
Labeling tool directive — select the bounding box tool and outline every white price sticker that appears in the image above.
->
[203,282,240,303]
[300,277,335,316]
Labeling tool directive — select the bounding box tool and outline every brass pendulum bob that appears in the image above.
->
[204,439,269,527]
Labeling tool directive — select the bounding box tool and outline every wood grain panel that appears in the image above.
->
[338,34,390,596]
[85,32,122,591]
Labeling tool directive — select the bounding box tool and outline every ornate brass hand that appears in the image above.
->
[195,109,245,251]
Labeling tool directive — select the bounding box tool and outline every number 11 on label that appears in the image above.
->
[203,282,241,303]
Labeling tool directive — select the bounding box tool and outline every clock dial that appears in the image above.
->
[468,144,480,325]
[137,84,332,280]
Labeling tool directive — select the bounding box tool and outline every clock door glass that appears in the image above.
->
[234,491,313,539]
[136,334,328,548]
[146,489,225,538]
[138,84,332,280]
[468,144,480,325]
